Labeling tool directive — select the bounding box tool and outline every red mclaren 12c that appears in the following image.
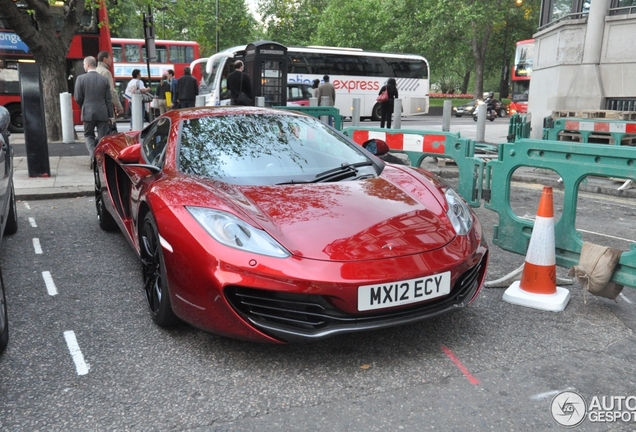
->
[93,107,488,343]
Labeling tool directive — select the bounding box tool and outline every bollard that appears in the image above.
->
[442,100,452,132]
[352,98,361,126]
[320,96,330,124]
[475,103,486,142]
[393,99,402,130]
[255,96,265,107]
[60,92,74,144]
[131,93,144,131]
[309,97,318,107]
[195,95,206,107]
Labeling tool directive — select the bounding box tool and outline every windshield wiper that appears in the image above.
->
[276,161,374,185]
[311,161,375,183]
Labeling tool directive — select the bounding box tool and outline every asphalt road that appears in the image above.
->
[0,183,634,430]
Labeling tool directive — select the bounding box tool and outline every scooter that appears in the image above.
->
[472,103,497,122]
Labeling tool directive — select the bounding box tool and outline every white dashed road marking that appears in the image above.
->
[63,331,89,376]
[33,238,42,254]
[29,217,37,227]
[42,271,58,296]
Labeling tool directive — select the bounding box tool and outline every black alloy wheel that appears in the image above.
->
[371,103,382,121]
[94,166,118,231]
[4,183,17,236]
[7,105,23,134]
[0,266,9,354]
[140,213,178,327]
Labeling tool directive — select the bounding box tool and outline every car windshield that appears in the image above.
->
[178,113,378,185]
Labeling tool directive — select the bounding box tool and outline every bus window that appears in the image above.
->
[143,44,167,62]
[0,64,19,94]
[124,44,141,62]
[112,45,122,62]
[170,45,195,64]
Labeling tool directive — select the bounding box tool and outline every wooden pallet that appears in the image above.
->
[435,157,456,167]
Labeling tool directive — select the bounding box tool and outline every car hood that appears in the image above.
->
[195,166,457,261]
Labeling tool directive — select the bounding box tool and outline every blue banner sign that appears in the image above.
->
[0,32,30,54]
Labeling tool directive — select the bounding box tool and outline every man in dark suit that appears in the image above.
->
[175,66,199,108]
[74,56,114,160]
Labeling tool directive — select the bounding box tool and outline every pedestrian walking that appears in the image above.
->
[167,69,178,109]
[311,78,320,98]
[74,56,113,164]
[317,75,336,125]
[379,78,399,129]
[317,75,335,106]
[96,50,123,131]
[124,69,151,127]
[226,60,253,106]
[156,74,171,115]
[175,66,199,108]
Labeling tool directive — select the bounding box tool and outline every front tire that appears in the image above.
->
[371,103,382,121]
[7,105,23,134]
[94,166,118,231]
[499,108,507,118]
[140,212,178,327]
[4,184,17,235]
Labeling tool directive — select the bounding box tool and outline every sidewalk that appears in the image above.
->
[11,133,94,201]
[9,126,636,201]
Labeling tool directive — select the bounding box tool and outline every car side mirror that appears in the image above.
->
[118,143,142,164]
[362,139,390,156]
[0,106,9,133]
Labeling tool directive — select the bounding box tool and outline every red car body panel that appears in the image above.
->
[93,107,488,343]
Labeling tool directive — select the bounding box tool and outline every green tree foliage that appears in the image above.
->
[313,0,387,50]
[0,0,91,141]
[258,0,329,46]
[108,0,257,56]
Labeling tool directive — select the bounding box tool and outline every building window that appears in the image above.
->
[540,0,591,28]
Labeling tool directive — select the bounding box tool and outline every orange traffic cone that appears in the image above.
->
[503,186,570,311]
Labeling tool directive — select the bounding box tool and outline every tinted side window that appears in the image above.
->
[142,118,171,167]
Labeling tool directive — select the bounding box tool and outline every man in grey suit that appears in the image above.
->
[74,56,114,160]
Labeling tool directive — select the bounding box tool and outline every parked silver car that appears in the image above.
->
[0,106,18,355]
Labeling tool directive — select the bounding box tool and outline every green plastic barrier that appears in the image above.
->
[341,126,496,208]
[484,139,636,288]
[543,117,636,145]
[507,113,531,142]
[274,105,344,130]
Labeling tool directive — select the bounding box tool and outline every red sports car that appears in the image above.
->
[93,107,488,343]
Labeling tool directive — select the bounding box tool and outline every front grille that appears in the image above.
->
[225,252,488,342]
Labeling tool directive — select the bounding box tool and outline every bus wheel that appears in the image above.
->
[7,105,23,134]
[371,103,382,121]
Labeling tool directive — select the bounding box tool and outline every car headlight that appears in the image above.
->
[444,188,473,236]
[186,207,290,258]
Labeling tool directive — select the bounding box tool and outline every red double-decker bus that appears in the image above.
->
[509,38,534,115]
[0,1,112,133]
[111,38,200,109]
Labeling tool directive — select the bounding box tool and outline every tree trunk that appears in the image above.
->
[39,50,71,142]
[461,69,471,95]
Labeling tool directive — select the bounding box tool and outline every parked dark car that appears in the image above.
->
[0,106,18,355]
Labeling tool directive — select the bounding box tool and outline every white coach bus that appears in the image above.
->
[194,45,430,120]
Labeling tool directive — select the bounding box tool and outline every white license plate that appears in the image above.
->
[357,271,451,312]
